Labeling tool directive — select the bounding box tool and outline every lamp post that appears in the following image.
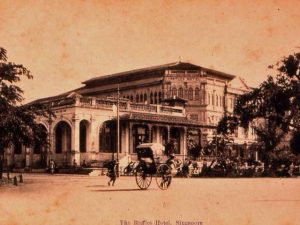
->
[116,85,120,176]
[117,84,120,163]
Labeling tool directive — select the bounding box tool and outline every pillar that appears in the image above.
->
[25,147,31,170]
[167,126,170,141]
[148,124,153,142]
[182,127,187,159]
[124,123,130,155]
[72,117,80,165]
[129,123,133,154]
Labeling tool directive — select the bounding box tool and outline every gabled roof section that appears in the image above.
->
[227,76,251,91]
[82,62,197,85]
[82,61,236,86]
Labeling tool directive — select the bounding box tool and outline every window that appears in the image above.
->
[140,94,143,103]
[178,87,183,98]
[195,88,200,100]
[216,95,218,106]
[172,87,177,97]
[188,88,193,100]
[154,92,158,104]
[150,92,154,104]
[184,88,188,99]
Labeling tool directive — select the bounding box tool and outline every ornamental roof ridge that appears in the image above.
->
[82,61,181,84]
[82,62,237,85]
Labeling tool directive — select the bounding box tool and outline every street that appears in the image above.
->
[1,174,300,225]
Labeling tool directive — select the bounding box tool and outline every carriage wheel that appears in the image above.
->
[156,164,172,190]
[135,166,152,190]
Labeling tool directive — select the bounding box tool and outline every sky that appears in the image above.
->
[1,0,300,102]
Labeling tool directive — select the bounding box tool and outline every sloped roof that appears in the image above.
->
[228,76,251,91]
[83,61,236,85]
[119,112,205,127]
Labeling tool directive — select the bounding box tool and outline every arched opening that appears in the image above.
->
[195,87,200,100]
[80,120,89,153]
[178,87,183,98]
[55,121,71,154]
[172,87,177,97]
[188,88,193,100]
[140,94,143,103]
[99,121,116,153]
[150,92,154,104]
[144,93,147,104]
[154,92,158,104]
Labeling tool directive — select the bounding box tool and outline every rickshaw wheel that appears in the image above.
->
[156,164,172,190]
[135,166,152,190]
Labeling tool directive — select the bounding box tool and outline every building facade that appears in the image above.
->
[3,62,257,169]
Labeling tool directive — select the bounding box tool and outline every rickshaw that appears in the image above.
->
[135,143,172,190]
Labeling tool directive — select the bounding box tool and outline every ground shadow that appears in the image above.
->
[90,188,155,192]
[86,185,107,187]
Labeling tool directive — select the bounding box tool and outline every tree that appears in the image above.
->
[0,47,53,180]
[217,52,300,159]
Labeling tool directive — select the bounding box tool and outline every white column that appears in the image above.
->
[124,123,129,155]
[72,118,80,165]
[182,128,187,159]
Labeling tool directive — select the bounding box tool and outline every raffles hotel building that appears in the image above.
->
[5,62,257,168]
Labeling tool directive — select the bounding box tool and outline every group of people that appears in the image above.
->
[176,157,300,178]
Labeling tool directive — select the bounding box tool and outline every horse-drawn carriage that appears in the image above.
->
[134,143,172,190]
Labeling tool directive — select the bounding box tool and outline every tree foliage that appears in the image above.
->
[217,52,300,155]
[0,47,53,178]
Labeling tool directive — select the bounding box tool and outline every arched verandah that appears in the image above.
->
[55,121,72,154]
[79,120,90,153]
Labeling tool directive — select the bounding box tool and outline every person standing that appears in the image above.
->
[50,159,55,175]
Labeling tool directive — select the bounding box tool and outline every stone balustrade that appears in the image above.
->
[49,96,185,116]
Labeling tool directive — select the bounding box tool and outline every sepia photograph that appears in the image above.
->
[1,1,300,225]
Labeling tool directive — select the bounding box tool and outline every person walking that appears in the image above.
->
[107,160,118,186]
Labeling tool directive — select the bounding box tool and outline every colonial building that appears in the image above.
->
[4,62,257,169]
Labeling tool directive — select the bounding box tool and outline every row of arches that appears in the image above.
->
[123,91,163,104]
[169,87,205,101]
[54,120,89,154]
[14,120,200,156]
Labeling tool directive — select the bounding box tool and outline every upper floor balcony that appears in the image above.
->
[49,96,186,117]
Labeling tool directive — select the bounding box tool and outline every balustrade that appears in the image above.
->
[48,96,185,116]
